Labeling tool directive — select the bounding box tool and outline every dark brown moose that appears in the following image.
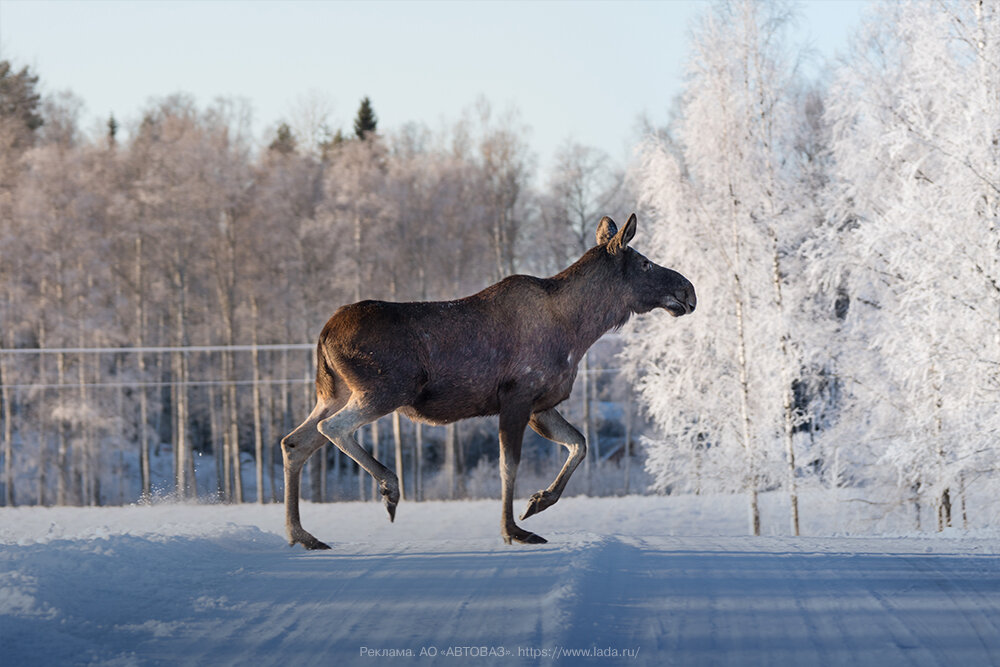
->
[281,213,696,549]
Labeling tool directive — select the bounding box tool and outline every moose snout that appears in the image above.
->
[670,281,696,316]
[684,284,697,314]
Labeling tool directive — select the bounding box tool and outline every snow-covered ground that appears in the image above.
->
[3,494,1000,665]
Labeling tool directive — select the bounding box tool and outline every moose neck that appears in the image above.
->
[551,251,633,357]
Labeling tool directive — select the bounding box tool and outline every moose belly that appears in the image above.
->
[396,367,502,424]
[400,388,500,425]
[399,362,577,425]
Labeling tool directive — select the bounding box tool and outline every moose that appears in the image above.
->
[281,213,696,549]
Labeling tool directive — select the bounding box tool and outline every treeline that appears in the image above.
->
[627,0,1000,534]
[0,66,627,505]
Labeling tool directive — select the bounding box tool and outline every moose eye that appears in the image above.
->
[641,259,651,271]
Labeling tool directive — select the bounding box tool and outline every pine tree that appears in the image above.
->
[319,127,346,161]
[0,60,43,155]
[107,114,118,148]
[0,60,43,132]
[268,122,297,155]
[353,97,377,140]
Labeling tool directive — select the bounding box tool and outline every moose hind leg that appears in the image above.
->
[318,396,400,522]
[282,399,343,550]
[520,408,586,521]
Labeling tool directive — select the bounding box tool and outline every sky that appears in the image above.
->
[0,0,867,174]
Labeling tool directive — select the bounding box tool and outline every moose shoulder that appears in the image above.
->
[282,213,696,549]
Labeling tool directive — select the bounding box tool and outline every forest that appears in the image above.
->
[0,0,998,536]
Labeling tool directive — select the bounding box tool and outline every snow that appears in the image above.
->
[3,495,1000,665]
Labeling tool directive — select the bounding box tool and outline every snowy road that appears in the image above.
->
[3,497,1000,665]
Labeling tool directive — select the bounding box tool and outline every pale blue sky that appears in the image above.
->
[0,0,866,172]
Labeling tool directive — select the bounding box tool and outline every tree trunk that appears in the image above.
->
[455,422,465,498]
[731,209,759,536]
[960,471,968,529]
[1,355,13,507]
[37,317,48,506]
[227,352,243,503]
[768,234,799,536]
[221,350,233,502]
[172,262,190,499]
[748,485,761,536]
[267,378,278,503]
[393,410,405,501]
[251,297,265,504]
[370,419,380,501]
[932,378,948,532]
[623,390,632,495]
[445,423,457,500]
[0,304,14,506]
[76,264,96,506]
[76,348,91,505]
[319,422,327,502]
[137,356,150,500]
[581,352,592,494]
[134,237,152,500]
[590,359,601,471]
[210,384,224,499]
[357,425,366,501]
[56,346,69,505]
[53,264,70,505]
[938,487,952,531]
[414,422,423,502]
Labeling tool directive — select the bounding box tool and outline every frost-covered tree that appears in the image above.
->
[460,98,535,281]
[819,0,1000,528]
[625,0,816,534]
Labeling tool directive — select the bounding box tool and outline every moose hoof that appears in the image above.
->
[305,539,332,551]
[502,526,548,545]
[520,490,557,521]
[290,529,331,550]
[380,482,400,523]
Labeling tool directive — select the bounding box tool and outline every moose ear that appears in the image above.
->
[607,213,637,255]
[595,216,618,246]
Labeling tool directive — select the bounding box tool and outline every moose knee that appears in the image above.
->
[282,441,306,467]
[283,432,324,468]
[281,435,299,460]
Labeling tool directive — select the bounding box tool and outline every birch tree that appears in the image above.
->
[820,0,1000,527]
[626,0,812,534]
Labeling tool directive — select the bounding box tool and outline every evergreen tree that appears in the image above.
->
[353,96,377,140]
[319,128,346,162]
[268,122,297,155]
[0,60,43,153]
[0,61,43,130]
[107,114,118,148]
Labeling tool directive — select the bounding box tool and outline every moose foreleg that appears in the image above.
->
[498,404,547,545]
[520,408,587,521]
